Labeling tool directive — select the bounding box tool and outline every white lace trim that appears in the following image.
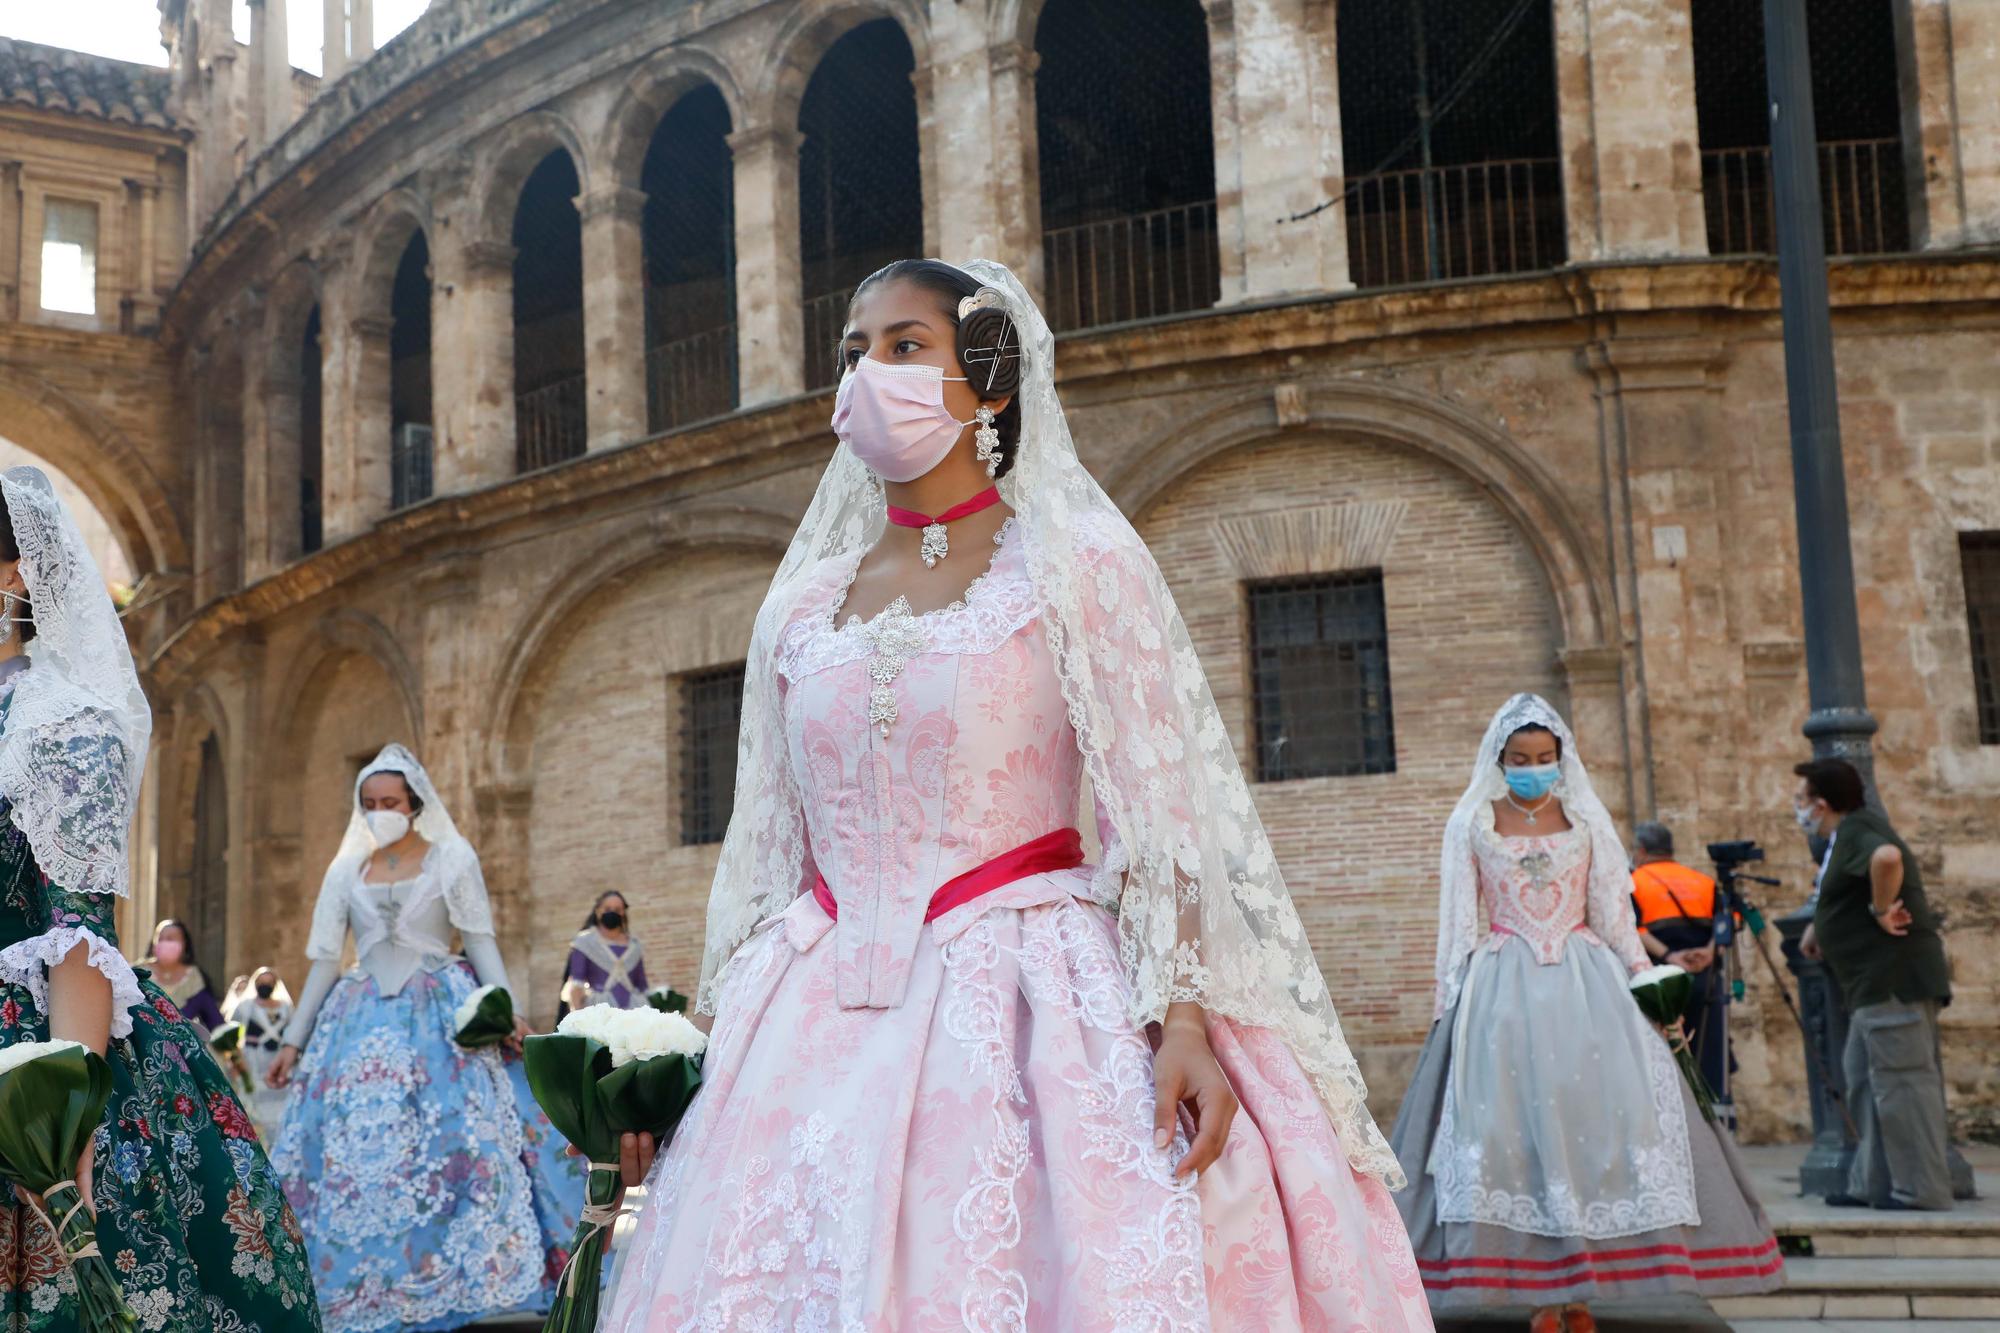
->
[1431,981,1700,1239]
[778,524,1041,684]
[0,925,144,1040]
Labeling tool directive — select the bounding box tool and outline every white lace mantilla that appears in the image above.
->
[0,925,145,1040]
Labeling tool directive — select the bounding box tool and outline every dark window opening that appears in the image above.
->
[1248,572,1396,781]
[390,230,433,509]
[1963,533,2000,745]
[1034,0,1218,331]
[1336,0,1565,288]
[189,734,229,982]
[681,662,746,845]
[643,85,738,433]
[512,149,587,472]
[300,304,323,555]
[1692,0,1908,255]
[798,19,922,390]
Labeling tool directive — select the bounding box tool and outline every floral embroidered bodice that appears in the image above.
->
[1473,822,1604,964]
[777,523,1088,1009]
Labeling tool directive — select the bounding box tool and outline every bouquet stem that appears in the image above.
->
[41,1182,137,1331]
[543,1165,623,1333]
[1662,1024,1720,1126]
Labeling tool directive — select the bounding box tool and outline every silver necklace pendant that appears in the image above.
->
[919,522,949,569]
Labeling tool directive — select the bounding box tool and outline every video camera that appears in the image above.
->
[1706,840,1780,934]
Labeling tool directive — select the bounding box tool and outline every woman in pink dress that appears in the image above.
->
[603,259,1432,1331]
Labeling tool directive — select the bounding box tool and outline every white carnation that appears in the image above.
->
[454,984,503,1032]
[557,1004,704,1068]
[0,1038,87,1080]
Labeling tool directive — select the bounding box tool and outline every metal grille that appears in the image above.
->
[391,422,433,510]
[680,662,746,845]
[1345,157,1563,288]
[1692,0,1910,255]
[643,84,738,431]
[515,374,587,473]
[1963,533,2000,745]
[512,149,586,471]
[1248,572,1396,781]
[798,20,922,388]
[1335,0,1565,288]
[1035,0,1217,331]
[300,304,323,555]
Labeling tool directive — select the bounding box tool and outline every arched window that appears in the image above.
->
[299,304,322,553]
[512,150,586,473]
[798,19,922,390]
[389,230,433,508]
[1693,0,1908,255]
[1336,0,1565,287]
[1034,0,1218,331]
[642,86,737,433]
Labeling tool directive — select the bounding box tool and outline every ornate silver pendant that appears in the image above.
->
[919,522,949,569]
[862,598,927,736]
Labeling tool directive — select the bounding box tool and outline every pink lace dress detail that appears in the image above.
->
[601,525,1432,1332]
[1474,823,1606,963]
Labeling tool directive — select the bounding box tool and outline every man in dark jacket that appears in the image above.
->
[1795,758,1953,1210]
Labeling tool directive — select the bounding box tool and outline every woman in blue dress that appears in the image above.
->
[265,743,584,1332]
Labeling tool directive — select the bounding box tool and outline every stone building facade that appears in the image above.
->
[12,0,2000,1143]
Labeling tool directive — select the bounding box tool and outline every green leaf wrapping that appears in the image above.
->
[645,988,690,1014]
[454,986,517,1050]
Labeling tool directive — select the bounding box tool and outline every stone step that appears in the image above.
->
[1712,1255,2000,1322]
[1728,1323,2000,1333]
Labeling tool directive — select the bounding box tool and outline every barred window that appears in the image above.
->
[680,663,746,845]
[1964,533,2000,745]
[1247,572,1395,780]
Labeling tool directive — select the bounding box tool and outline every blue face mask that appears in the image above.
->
[1504,763,1560,800]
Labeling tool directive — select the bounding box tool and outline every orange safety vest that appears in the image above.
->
[1630,860,1718,928]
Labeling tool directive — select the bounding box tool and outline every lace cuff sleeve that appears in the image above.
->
[0,926,146,1041]
[442,845,496,939]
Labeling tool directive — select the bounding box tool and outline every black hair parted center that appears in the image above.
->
[847,259,1025,478]
[1501,723,1563,763]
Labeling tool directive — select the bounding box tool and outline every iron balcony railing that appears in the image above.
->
[515,374,587,474]
[803,288,852,391]
[1344,157,1566,290]
[647,325,738,435]
[1702,137,1908,256]
[391,421,433,510]
[1042,199,1220,333]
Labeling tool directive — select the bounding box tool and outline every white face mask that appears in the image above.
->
[830,358,972,483]
[364,809,411,847]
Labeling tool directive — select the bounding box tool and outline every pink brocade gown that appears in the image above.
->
[603,525,1432,1332]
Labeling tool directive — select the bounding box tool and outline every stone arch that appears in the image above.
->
[601,46,747,187]
[0,366,184,580]
[472,110,594,247]
[348,191,436,525]
[988,0,1047,45]
[154,680,236,973]
[274,609,425,761]
[352,190,433,316]
[1112,379,1615,654]
[482,503,799,788]
[751,0,933,130]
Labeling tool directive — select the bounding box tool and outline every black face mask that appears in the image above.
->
[255,982,276,999]
[597,911,625,932]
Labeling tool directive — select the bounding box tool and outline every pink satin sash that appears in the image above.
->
[812,828,1086,924]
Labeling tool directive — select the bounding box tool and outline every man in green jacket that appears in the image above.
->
[1795,758,1954,1210]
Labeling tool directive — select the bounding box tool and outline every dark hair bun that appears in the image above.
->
[957,306,1022,400]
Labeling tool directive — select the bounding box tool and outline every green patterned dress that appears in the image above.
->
[0,690,321,1330]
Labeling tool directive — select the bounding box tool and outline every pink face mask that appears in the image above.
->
[154,938,184,964]
[831,358,972,483]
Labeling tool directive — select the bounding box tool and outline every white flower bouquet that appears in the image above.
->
[523,1005,707,1333]
[452,984,515,1050]
[1629,964,1717,1124]
[208,1022,254,1094]
[0,1039,136,1329]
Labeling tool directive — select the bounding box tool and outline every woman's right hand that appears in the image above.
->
[266,1044,301,1088]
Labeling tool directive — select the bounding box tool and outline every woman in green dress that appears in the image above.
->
[0,465,320,1330]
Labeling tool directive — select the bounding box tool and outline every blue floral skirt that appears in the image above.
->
[271,962,584,1333]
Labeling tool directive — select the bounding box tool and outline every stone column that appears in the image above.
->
[323,0,347,82]
[350,0,374,61]
[0,160,21,321]
[324,313,392,540]
[1897,0,2000,248]
[727,125,805,407]
[987,42,1044,291]
[129,177,161,331]
[1553,0,1708,261]
[247,0,292,155]
[576,184,648,449]
[429,236,517,492]
[1204,0,1352,302]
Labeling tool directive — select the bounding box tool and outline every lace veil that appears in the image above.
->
[0,465,150,898]
[304,742,494,962]
[1434,693,1636,1015]
[697,259,1400,1184]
